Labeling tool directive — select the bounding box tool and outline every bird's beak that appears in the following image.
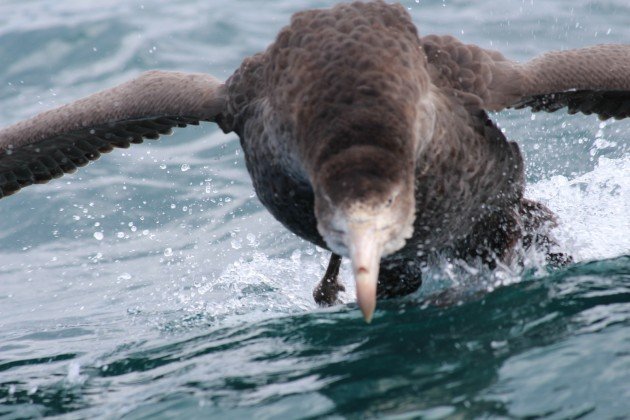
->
[347,222,383,323]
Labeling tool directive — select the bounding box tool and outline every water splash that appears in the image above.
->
[527,155,630,261]
[164,250,348,328]
[65,362,88,386]
[162,155,630,324]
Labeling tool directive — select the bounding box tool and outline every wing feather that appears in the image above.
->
[512,45,630,119]
[421,36,630,120]
[0,71,226,198]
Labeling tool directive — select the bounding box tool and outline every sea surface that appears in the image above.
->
[0,0,629,418]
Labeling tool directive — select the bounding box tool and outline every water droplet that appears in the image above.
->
[67,362,86,385]
[231,238,243,249]
[164,248,173,257]
[491,340,508,349]
[181,164,190,172]
[117,273,132,281]
[94,232,104,241]
[246,233,259,247]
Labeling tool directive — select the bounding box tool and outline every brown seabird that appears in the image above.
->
[1,1,628,322]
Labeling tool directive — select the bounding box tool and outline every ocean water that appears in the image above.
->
[0,0,629,418]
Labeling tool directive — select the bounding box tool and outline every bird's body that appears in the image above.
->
[226,4,521,276]
[1,1,629,320]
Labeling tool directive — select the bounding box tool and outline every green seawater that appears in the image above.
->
[0,1,628,418]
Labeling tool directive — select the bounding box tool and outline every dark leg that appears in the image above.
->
[313,253,345,306]
[376,260,422,299]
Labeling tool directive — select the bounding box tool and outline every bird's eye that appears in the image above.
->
[386,196,394,207]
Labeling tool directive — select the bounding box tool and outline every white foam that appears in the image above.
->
[526,155,630,261]
[65,361,87,386]
[171,250,357,323]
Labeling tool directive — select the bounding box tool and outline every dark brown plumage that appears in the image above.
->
[1,1,629,321]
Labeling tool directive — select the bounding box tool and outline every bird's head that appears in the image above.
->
[313,144,415,322]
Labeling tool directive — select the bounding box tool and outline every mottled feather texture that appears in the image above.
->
[420,36,630,118]
[225,1,429,246]
[420,34,524,111]
[521,45,630,95]
[0,1,628,295]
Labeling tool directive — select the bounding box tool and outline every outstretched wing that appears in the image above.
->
[421,35,630,120]
[512,45,630,120]
[0,71,227,198]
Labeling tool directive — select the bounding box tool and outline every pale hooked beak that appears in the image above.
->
[347,222,384,323]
